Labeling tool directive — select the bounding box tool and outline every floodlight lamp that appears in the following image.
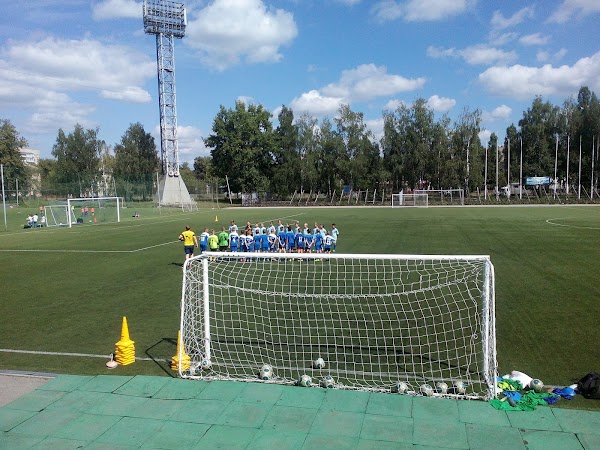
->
[143,0,186,38]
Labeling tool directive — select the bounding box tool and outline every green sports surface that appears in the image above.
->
[1,205,599,409]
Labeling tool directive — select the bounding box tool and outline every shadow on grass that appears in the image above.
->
[170,262,184,268]
[145,337,178,377]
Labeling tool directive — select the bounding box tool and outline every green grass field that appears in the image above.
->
[1,204,599,408]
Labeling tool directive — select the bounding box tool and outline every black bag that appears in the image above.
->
[577,372,600,399]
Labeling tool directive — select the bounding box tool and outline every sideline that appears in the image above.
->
[546,218,600,230]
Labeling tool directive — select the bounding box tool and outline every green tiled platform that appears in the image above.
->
[2,375,600,449]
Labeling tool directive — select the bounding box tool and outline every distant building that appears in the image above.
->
[19,148,41,166]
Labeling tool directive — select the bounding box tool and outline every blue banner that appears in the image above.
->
[525,176,551,186]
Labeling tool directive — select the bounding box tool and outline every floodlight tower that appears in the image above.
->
[143,0,194,208]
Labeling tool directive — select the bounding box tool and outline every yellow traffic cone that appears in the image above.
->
[171,330,191,371]
[115,316,135,366]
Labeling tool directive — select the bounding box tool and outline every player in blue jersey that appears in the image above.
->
[331,223,339,252]
[286,226,295,252]
[246,230,255,254]
[277,225,287,252]
[199,227,210,253]
[260,222,267,235]
[261,229,270,252]
[229,229,240,252]
[267,221,276,235]
[314,230,324,253]
[229,220,238,234]
[253,229,262,252]
[303,229,313,253]
[294,231,305,253]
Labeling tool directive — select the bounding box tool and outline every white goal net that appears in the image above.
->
[391,193,429,207]
[179,252,497,399]
[67,197,122,227]
[43,205,76,227]
[414,189,464,206]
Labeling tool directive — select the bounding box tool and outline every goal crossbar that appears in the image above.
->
[179,252,497,399]
[67,197,122,227]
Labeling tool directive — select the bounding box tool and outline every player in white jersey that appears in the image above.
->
[330,223,339,252]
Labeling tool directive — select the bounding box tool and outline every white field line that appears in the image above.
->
[546,218,600,230]
[0,212,306,254]
[0,348,160,362]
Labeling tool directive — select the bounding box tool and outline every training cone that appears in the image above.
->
[115,316,135,366]
[171,330,191,371]
[214,215,218,222]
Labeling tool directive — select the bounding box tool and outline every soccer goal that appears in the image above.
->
[391,192,429,207]
[414,189,465,206]
[67,197,122,227]
[179,252,497,399]
[43,205,77,227]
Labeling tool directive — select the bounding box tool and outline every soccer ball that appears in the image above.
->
[320,375,335,388]
[178,236,184,241]
[313,358,326,369]
[189,361,202,375]
[453,381,467,394]
[420,384,434,397]
[259,364,273,380]
[436,382,449,395]
[200,359,212,370]
[530,379,544,393]
[391,381,408,394]
[298,374,312,387]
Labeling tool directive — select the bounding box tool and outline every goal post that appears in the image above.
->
[43,205,76,227]
[414,189,464,206]
[67,197,122,227]
[179,252,497,399]
[391,193,428,207]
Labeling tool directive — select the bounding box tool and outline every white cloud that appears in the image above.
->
[427,45,517,66]
[482,105,512,122]
[519,33,550,46]
[479,51,600,99]
[490,7,535,29]
[479,129,493,145]
[321,64,425,102]
[185,0,298,70]
[427,95,456,112]
[549,0,600,23]
[366,117,384,142]
[0,37,154,134]
[383,99,406,110]
[372,0,473,22]
[152,124,209,161]
[537,48,568,63]
[289,90,344,117]
[93,0,140,20]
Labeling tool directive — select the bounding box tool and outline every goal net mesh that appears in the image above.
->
[391,193,428,207]
[67,197,121,226]
[43,205,76,227]
[180,253,497,399]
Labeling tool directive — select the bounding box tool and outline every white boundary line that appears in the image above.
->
[546,218,600,230]
[0,348,160,361]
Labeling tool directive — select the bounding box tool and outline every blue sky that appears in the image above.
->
[1,0,599,164]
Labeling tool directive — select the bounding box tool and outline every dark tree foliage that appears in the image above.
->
[113,123,159,182]
[0,119,28,190]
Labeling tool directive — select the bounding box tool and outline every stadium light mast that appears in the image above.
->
[143,0,194,208]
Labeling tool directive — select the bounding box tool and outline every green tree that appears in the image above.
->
[271,105,300,197]
[205,101,276,193]
[193,156,212,181]
[51,124,102,195]
[113,123,159,181]
[0,119,28,191]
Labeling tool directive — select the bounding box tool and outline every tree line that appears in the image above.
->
[1,86,598,201]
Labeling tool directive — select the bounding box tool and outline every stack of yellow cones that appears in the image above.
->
[115,316,135,366]
[171,330,191,371]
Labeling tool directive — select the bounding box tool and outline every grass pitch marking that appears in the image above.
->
[0,348,157,362]
[546,218,600,230]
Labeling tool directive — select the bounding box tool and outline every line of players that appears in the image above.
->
[199,220,340,254]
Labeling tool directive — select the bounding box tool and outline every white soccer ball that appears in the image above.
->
[391,381,408,394]
[436,382,449,395]
[259,364,273,380]
[200,359,212,370]
[298,374,312,387]
[320,375,335,388]
[313,358,326,369]
[420,384,434,397]
[454,381,467,394]
[530,379,544,393]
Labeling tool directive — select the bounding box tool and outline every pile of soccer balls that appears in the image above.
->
[258,358,336,389]
[392,380,467,396]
